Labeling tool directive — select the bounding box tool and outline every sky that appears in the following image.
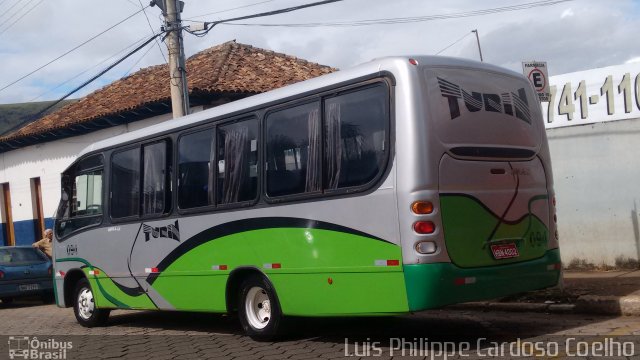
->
[0,0,638,104]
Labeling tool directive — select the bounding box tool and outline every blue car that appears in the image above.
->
[0,246,53,304]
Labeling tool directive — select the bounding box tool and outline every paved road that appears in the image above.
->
[1,300,639,359]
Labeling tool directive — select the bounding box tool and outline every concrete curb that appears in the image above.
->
[575,295,640,316]
[449,302,575,314]
[450,295,640,316]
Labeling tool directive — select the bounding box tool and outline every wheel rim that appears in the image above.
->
[245,286,271,330]
[77,287,95,320]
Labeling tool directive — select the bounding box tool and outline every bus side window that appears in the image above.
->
[111,148,140,219]
[142,141,171,216]
[56,154,104,238]
[178,129,214,209]
[266,102,321,197]
[324,84,388,190]
[217,118,258,204]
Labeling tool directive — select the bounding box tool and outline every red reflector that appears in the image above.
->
[272,263,281,269]
[454,278,465,286]
[386,259,400,266]
[408,58,419,66]
[219,265,228,271]
[413,221,435,234]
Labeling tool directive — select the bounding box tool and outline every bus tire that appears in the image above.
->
[238,274,283,340]
[73,278,109,327]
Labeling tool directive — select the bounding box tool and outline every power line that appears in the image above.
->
[29,35,151,102]
[123,39,156,76]
[435,32,472,55]
[0,6,148,95]
[0,0,45,37]
[183,0,276,21]
[219,0,572,27]
[138,0,167,64]
[30,33,163,121]
[185,0,346,37]
[0,0,27,23]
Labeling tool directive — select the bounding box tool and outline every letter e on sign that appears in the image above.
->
[522,61,550,102]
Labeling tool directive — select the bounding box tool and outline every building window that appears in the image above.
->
[111,148,140,219]
[217,118,258,204]
[178,129,214,209]
[324,84,388,189]
[266,102,321,197]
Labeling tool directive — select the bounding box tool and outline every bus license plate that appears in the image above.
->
[490,244,519,260]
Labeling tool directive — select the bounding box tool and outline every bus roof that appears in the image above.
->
[77,55,523,158]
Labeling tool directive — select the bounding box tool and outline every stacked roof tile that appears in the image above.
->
[0,41,335,144]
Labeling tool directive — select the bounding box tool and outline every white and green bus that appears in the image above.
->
[53,56,560,339]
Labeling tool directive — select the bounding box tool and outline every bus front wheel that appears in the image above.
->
[238,275,283,340]
[73,278,110,327]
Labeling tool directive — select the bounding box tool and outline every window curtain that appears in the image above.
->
[208,133,216,206]
[326,103,342,190]
[305,109,321,192]
[221,125,249,204]
[143,146,165,215]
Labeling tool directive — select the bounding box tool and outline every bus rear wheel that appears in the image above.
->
[238,275,283,340]
[73,278,110,327]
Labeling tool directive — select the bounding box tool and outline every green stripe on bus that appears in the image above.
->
[403,248,561,311]
[440,195,549,268]
[151,228,409,315]
[57,257,155,309]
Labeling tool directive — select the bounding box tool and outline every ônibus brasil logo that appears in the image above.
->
[8,336,72,359]
[437,77,531,124]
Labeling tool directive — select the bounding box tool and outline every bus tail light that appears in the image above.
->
[411,201,434,214]
[413,221,435,234]
[415,241,437,254]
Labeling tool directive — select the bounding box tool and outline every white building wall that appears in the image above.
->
[0,112,172,245]
[542,63,640,267]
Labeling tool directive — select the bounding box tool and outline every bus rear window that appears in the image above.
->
[425,68,541,155]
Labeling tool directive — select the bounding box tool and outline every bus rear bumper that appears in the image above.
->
[403,248,561,312]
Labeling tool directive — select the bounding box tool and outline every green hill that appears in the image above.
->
[0,100,76,137]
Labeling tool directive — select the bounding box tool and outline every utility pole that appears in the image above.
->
[153,0,190,118]
[471,29,484,62]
